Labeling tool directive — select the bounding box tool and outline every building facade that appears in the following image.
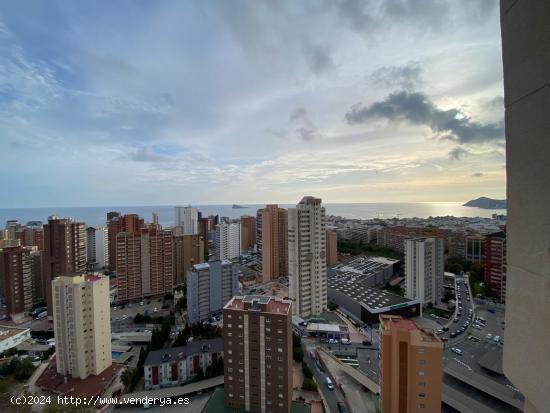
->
[186,260,239,323]
[465,235,486,264]
[42,217,87,316]
[326,229,338,266]
[0,246,35,321]
[106,213,144,270]
[404,237,444,305]
[116,229,174,302]
[288,196,327,317]
[240,216,257,252]
[380,315,443,413]
[259,205,288,282]
[86,227,108,271]
[52,274,112,380]
[173,234,204,286]
[144,338,223,390]
[484,231,506,302]
[175,206,199,235]
[214,221,240,261]
[223,295,293,413]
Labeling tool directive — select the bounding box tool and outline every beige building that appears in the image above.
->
[240,216,256,252]
[173,234,204,286]
[500,2,550,412]
[259,205,288,282]
[405,237,444,305]
[52,274,112,380]
[223,295,293,413]
[288,196,327,317]
[380,315,443,413]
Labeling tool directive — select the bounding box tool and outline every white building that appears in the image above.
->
[174,206,198,235]
[214,221,240,261]
[0,326,31,353]
[86,227,108,270]
[404,237,444,305]
[52,274,112,379]
[288,196,327,317]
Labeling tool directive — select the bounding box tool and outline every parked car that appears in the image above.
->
[325,377,335,390]
[340,338,351,345]
[362,340,372,346]
[451,347,463,355]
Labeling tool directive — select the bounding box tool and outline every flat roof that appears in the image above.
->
[306,323,342,333]
[328,274,418,313]
[0,325,29,342]
[144,338,223,366]
[331,256,398,278]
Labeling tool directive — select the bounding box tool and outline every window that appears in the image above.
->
[418,371,425,376]
[419,393,425,398]
[419,359,426,365]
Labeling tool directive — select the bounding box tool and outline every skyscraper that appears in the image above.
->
[174,206,199,235]
[173,234,204,285]
[501,4,550,411]
[106,213,144,270]
[198,217,210,257]
[223,295,293,413]
[0,246,35,321]
[86,227,108,271]
[404,237,444,305]
[288,196,327,317]
[214,221,240,261]
[116,228,174,302]
[186,260,239,323]
[42,217,87,316]
[52,274,111,379]
[484,231,507,302]
[240,215,257,252]
[258,205,288,282]
[379,315,443,413]
[326,229,338,266]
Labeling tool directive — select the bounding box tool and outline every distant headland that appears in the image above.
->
[463,197,507,209]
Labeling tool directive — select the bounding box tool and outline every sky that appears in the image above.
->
[0,0,505,207]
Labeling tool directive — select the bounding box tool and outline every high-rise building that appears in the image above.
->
[258,205,288,282]
[240,216,256,252]
[255,209,263,256]
[186,260,239,323]
[484,231,507,302]
[223,295,293,413]
[379,315,443,413]
[214,221,240,261]
[501,5,550,412]
[86,227,108,271]
[42,217,87,316]
[465,235,486,264]
[288,196,327,317]
[16,226,44,251]
[404,237,444,305]
[198,217,210,257]
[0,246,34,321]
[52,274,111,379]
[116,229,174,302]
[326,229,338,266]
[175,206,199,235]
[173,234,204,286]
[106,213,144,270]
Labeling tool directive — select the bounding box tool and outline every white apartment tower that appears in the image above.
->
[288,196,327,317]
[174,206,199,235]
[52,274,112,379]
[405,237,444,305]
[86,227,108,270]
[214,221,240,261]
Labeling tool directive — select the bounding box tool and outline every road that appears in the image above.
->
[302,341,346,413]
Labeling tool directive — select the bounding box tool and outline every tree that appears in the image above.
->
[302,378,317,391]
[293,346,304,362]
[121,368,134,390]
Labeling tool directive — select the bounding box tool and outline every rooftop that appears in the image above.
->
[328,274,418,313]
[0,325,29,342]
[224,295,292,314]
[144,338,223,366]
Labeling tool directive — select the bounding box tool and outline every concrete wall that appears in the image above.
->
[500,2,550,412]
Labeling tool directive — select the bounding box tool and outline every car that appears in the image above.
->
[451,347,463,355]
[325,377,335,390]
[337,402,348,413]
[153,307,158,312]
[436,329,443,335]
[340,338,351,345]
[486,333,493,340]
[328,338,338,344]
[443,326,449,332]
[472,324,482,329]
[128,303,132,308]
[488,308,496,314]
[453,318,459,323]
[430,314,438,319]
[362,340,372,346]
[450,332,456,338]
[441,336,449,342]
[140,301,144,306]
[113,306,118,311]
[36,311,47,319]
[493,335,501,343]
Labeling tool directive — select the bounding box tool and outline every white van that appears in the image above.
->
[325,377,335,390]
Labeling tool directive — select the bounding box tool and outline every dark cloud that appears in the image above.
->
[289,107,320,141]
[471,172,485,177]
[449,147,470,160]
[289,107,308,122]
[371,62,422,90]
[307,44,335,75]
[346,90,504,144]
[130,147,172,162]
[296,127,317,141]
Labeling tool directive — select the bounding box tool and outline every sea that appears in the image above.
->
[0,203,506,228]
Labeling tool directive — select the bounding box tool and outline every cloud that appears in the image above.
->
[307,43,335,75]
[449,147,470,160]
[471,172,485,177]
[289,107,320,141]
[346,90,504,144]
[370,62,423,90]
[130,147,174,163]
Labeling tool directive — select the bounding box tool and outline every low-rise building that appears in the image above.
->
[329,255,400,288]
[144,338,223,390]
[0,326,31,353]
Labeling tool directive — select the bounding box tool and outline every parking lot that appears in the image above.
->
[111,298,169,328]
